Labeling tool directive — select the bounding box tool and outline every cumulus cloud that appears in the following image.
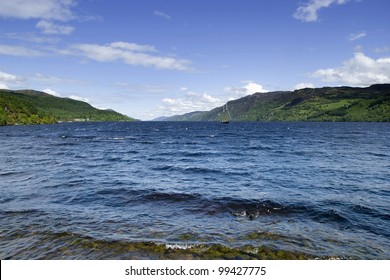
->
[0,0,76,21]
[36,20,74,35]
[70,42,192,70]
[293,0,349,22]
[312,52,390,86]
[294,83,315,90]
[69,95,89,103]
[43,88,61,96]
[160,91,222,115]
[225,81,268,98]
[42,88,89,103]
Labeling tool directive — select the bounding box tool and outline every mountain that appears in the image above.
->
[165,84,390,122]
[151,116,170,121]
[0,89,135,126]
[166,111,208,121]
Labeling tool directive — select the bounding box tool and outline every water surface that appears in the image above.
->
[0,122,389,259]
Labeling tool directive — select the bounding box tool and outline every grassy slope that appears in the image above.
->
[0,89,135,125]
[259,85,390,122]
[168,84,390,122]
[167,111,208,121]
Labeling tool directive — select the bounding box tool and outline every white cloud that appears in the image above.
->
[0,71,19,82]
[354,44,363,52]
[113,82,169,94]
[0,44,43,57]
[43,88,61,96]
[69,95,89,103]
[0,70,23,89]
[348,31,366,42]
[0,0,76,21]
[312,52,390,86]
[109,41,157,53]
[36,20,74,35]
[294,83,315,90]
[374,46,390,53]
[5,32,61,44]
[0,40,191,73]
[154,10,171,20]
[43,88,90,103]
[32,73,84,85]
[225,81,268,98]
[293,0,349,22]
[0,70,85,92]
[160,90,222,115]
[70,42,192,70]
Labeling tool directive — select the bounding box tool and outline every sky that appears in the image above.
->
[0,0,389,120]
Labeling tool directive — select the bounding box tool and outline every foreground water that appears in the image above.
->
[0,122,389,259]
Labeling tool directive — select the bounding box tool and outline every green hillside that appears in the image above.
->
[165,111,208,121]
[167,84,390,122]
[0,89,135,126]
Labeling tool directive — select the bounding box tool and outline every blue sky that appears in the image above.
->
[0,0,389,120]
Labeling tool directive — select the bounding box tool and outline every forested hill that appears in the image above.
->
[166,84,390,122]
[0,89,135,126]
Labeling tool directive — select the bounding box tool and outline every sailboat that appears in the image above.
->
[221,103,231,124]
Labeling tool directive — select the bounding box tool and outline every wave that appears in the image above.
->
[310,209,352,226]
[49,142,79,147]
[366,152,389,158]
[350,204,390,220]
[54,185,389,242]
[54,184,359,226]
[90,187,317,217]
[0,171,34,182]
[1,209,44,215]
[64,187,145,206]
[54,183,302,217]
[150,165,250,177]
[0,171,26,177]
[144,192,202,202]
[59,134,96,140]
[180,151,218,157]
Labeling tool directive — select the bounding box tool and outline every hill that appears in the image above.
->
[164,111,208,121]
[0,89,135,126]
[166,84,390,122]
[151,116,170,121]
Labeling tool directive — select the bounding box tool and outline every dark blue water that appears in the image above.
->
[0,122,389,259]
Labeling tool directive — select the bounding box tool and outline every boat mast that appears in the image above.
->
[221,103,231,123]
[226,103,232,120]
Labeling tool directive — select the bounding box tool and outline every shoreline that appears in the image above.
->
[1,230,347,260]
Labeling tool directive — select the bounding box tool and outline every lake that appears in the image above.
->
[0,121,389,259]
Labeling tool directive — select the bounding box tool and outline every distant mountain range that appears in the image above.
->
[163,84,390,122]
[3,84,390,126]
[0,89,135,126]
